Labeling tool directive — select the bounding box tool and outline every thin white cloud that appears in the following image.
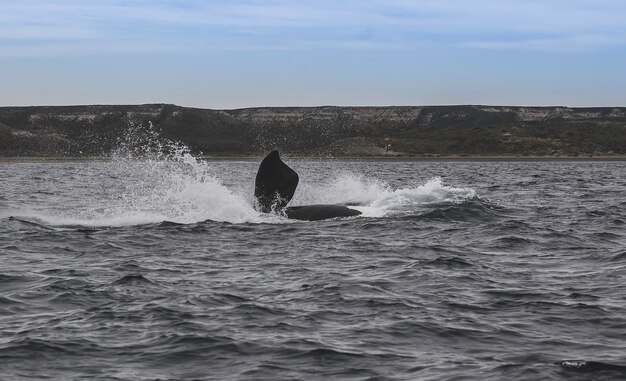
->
[462,33,626,52]
[1,0,626,56]
[385,0,626,34]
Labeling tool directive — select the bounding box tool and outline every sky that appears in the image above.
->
[1,0,626,108]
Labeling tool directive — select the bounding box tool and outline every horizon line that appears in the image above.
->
[2,103,626,110]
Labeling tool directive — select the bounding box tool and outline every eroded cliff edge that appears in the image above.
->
[1,104,625,157]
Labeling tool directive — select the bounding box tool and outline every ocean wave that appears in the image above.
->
[111,274,157,286]
[559,360,626,373]
[412,198,504,222]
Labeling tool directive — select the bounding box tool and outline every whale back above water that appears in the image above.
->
[254,150,362,220]
[284,204,362,221]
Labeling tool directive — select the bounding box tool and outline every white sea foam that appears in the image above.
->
[294,172,391,206]
[295,173,476,218]
[14,123,273,227]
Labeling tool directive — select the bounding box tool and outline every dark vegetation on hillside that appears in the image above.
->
[0,104,625,157]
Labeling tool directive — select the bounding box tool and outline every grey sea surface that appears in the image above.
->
[1,154,625,380]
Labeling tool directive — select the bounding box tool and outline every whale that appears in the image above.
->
[254,150,362,221]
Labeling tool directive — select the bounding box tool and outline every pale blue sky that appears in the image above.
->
[1,0,625,108]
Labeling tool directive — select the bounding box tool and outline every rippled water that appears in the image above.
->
[1,149,625,379]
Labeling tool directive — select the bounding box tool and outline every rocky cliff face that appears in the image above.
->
[0,104,625,157]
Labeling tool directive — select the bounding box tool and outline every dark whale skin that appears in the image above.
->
[285,204,362,221]
[254,150,362,221]
[254,150,299,213]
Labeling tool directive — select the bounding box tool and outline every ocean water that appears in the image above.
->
[1,133,625,380]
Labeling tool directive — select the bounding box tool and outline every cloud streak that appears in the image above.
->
[1,0,626,56]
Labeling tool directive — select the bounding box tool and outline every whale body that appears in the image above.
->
[284,204,362,221]
[254,150,362,221]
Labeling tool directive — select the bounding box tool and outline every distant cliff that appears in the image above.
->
[1,104,625,157]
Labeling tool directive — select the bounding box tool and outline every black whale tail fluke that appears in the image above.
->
[254,150,362,220]
[254,150,299,213]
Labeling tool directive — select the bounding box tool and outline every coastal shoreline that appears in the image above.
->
[2,104,625,159]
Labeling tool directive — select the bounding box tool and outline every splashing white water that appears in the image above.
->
[31,123,272,226]
[363,177,477,217]
[8,124,477,226]
[295,173,476,218]
[294,172,391,206]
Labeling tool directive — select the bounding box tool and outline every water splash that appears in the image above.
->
[295,173,476,218]
[4,124,478,226]
[294,172,391,206]
[41,123,269,226]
